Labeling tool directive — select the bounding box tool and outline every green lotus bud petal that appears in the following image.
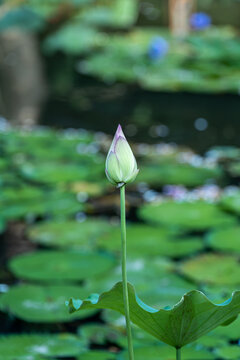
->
[105,125,139,186]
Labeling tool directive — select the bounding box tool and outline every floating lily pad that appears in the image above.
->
[0,186,44,203]
[68,281,240,348]
[79,323,123,346]
[215,345,240,359]
[180,254,240,285]
[118,345,214,360]
[194,333,227,348]
[1,191,84,220]
[214,316,240,340]
[0,284,96,322]
[0,333,85,358]
[9,250,116,283]
[87,258,190,309]
[139,201,236,230]
[20,161,102,185]
[44,24,106,55]
[207,226,240,253]
[220,190,240,215]
[202,283,239,304]
[136,163,221,187]
[71,181,106,196]
[28,219,115,249]
[78,350,116,360]
[98,224,203,258]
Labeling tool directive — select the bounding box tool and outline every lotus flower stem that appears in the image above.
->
[120,184,134,360]
[176,348,181,360]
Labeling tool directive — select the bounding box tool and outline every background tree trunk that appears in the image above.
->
[0,30,47,125]
[169,0,196,36]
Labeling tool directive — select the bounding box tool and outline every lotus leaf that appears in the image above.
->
[79,323,123,346]
[98,224,203,258]
[20,162,102,184]
[28,218,115,248]
[78,350,116,360]
[139,201,236,230]
[214,316,240,340]
[207,226,240,253]
[0,333,85,358]
[87,259,192,309]
[44,24,106,55]
[0,186,44,203]
[215,345,240,359]
[1,191,84,220]
[9,250,116,282]
[181,254,240,285]
[68,281,240,348]
[194,333,226,348]
[79,27,240,93]
[136,163,221,187]
[0,284,96,322]
[220,191,240,215]
[118,345,214,360]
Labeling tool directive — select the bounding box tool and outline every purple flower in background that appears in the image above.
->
[190,12,211,30]
[148,37,169,61]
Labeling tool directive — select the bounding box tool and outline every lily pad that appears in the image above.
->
[136,163,221,187]
[20,161,103,185]
[98,224,203,258]
[194,333,227,348]
[87,259,192,309]
[207,226,240,253]
[9,250,116,283]
[118,345,214,360]
[78,350,117,360]
[220,190,240,215]
[1,191,84,220]
[139,201,236,230]
[79,323,123,346]
[214,316,240,340]
[0,284,96,322]
[68,281,240,348]
[180,254,240,285]
[215,345,240,359]
[28,219,115,248]
[0,333,85,358]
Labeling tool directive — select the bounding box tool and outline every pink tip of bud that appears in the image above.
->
[116,124,125,139]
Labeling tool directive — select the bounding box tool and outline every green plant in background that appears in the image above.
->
[2,126,240,359]
[67,126,240,360]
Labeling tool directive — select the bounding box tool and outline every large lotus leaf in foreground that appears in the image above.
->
[67,282,240,349]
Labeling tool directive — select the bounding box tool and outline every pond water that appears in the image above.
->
[41,74,240,153]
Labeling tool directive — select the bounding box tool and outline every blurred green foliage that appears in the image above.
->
[1,114,240,358]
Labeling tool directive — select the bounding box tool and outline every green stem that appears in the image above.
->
[176,348,181,360]
[120,185,134,360]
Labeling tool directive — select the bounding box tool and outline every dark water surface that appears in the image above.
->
[41,75,240,153]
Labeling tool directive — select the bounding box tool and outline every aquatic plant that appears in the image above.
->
[67,126,240,360]
[105,124,139,359]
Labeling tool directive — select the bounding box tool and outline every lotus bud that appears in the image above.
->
[105,125,139,186]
